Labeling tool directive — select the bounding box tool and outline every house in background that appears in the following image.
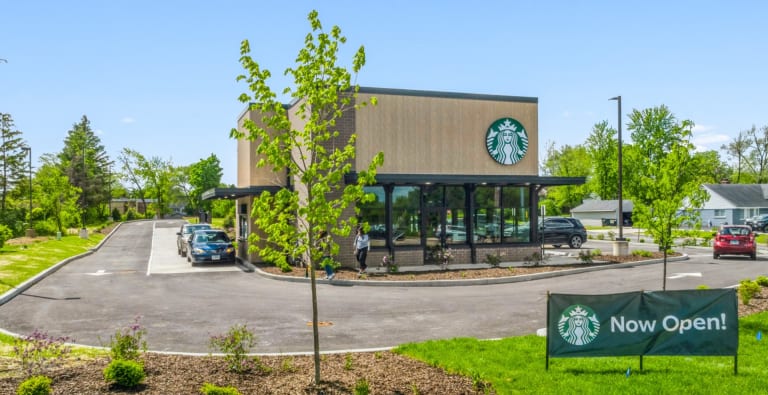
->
[700,184,768,227]
[571,199,633,227]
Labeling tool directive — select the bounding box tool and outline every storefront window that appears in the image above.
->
[445,186,467,245]
[501,186,530,243]
[393,186,421,246]
[359,186,386,247]
[473,186,530,243]
[474,186,501,243]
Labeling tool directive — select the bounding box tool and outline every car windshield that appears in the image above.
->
[196,232,229,243]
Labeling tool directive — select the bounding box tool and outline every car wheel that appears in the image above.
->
[713,253,719,259]
[751,253,757,260]
[568,235,583,249]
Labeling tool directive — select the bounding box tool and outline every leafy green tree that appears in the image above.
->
[118,148,149,216]
[624,106,709,290]
[720,128,751,183]
[188,154,223,214]
[539,142,590,214]
[138,156,175,218]
[0,113,30,227]
[230,10,383,384]
[584,120,618,200]
[57,116,111,225]
[34,161,82,234]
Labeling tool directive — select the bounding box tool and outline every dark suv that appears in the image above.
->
[747,214,768,231]
[540,217,587,248]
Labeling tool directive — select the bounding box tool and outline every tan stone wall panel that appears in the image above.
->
[354,93,538,175]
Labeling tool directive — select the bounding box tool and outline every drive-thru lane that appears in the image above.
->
[0,220,765,354]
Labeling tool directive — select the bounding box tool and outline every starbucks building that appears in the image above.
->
[205,87,584,268]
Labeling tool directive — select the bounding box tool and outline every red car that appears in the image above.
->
[713,225,757,260]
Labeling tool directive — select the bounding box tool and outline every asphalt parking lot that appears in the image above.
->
[0,220,765,355]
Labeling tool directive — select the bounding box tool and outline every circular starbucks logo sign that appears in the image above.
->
[557,305,601,346]
[485,118,528,165]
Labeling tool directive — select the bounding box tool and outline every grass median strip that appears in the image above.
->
[0,235,104,295]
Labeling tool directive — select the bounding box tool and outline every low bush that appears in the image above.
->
[15,375,52,395]
[200,383,241,395]
[0,224,13,248]
[12,330,72,378]
[209,324,257,373]
[483,253,502,268]
[103,359,145,388]
[631,250,653,258]
[756,276,768,287]
[106,316,147,361]
[739,279,761,305]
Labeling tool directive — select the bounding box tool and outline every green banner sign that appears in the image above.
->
[547,289,738,357]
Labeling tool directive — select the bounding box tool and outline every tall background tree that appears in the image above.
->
[231,10,383,384]
[188,154,223,215]
[623,106,710,290]
[584,120,618,200]
[539,142,591,215]
[57,116,111,226]
[0,113,30,233]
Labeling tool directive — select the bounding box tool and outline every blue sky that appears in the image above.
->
[2,1,767,185]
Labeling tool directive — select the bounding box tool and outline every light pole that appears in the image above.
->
[609,96,628,255]
[22,146,33,236]
[80,145,88,239]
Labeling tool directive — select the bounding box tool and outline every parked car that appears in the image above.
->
[176,223,212,257]
[187,229,236,265]
[746,214,768,231]
[713,225,756,260]
[540,217,587,249]
[368,224,406,243]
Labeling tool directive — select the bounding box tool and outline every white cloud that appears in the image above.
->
[692,124,715,134]
[121,117,136,124]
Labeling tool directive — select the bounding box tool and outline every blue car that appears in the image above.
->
[187,229,236,265]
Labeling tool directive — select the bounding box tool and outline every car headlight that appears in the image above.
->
[226,247,234,253]
[193,248,205,254]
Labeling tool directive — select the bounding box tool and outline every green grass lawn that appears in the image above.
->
[0,234,104,295]
[395,312,768,394]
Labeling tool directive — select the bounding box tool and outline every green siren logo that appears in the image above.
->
[557,305,601,346]
[486,118,528,165]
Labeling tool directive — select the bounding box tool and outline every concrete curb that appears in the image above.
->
[0,221,126,306]
[252,254,690,287]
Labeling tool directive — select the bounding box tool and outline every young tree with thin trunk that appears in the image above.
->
[624,106,709,290]
[230,10,383,385]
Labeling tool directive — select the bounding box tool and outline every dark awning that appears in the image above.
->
[201,186,282,201]
[345,172,585,187]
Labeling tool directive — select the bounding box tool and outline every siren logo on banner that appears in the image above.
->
[557,305,601,345]
[485,118,528,165]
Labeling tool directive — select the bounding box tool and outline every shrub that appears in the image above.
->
[483,253,502,268]
[756,276,768,287]
[596,233,605,240]
[209,324,257,373]
[200,383,241,395]
[354,378,370,395]
[12,330,72,378]
[123,208,138,221]
[0,224,13,248]
[103,359,145,388]
[739,279,761,305]
[106,316,147,361]
[111,208,122,222]
[696,284,710,290]
[577,250,593,264]
[32,220,58,237]
[631,250,653,258]
[607,231,615,241]
[591,249,602,256]
[16,375,52,395]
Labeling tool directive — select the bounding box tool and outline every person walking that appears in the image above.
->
[353,226,370,274]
